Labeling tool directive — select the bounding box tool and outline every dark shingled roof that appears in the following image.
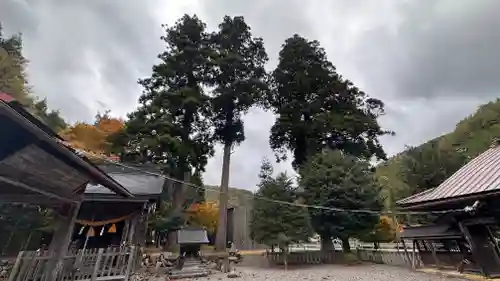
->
[397,144,500,207]
[85,164,164,196]
[176,228,209,244]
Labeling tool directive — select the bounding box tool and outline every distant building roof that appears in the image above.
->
[176,227,209,244]
[398,143,500,207]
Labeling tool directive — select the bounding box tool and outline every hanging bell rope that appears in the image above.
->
[76,212,136,227]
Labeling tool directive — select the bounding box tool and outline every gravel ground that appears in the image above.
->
[180,265,469,281]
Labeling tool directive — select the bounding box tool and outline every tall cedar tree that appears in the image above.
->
[250,159,312,248]
[209,16,269,250]
[111,15,214,247]
[299,150,383,252]
[268,35,392,169]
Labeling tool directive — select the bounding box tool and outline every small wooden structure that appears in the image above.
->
[75,164,165,250]
[0,93,136,281]
[177,227,209,258]
[398,141,500,278]
[398,224,479,272]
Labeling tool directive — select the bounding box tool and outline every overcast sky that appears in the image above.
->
[1,0,498,190]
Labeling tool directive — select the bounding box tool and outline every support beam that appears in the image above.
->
[401,239,411,267]
[43,203,81,281]
[412,240,417,269]
[428,241,441,268]
[458,222,487,277]
[127,215,139,245]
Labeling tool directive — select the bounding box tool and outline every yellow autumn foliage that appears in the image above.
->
[186,201,219,234]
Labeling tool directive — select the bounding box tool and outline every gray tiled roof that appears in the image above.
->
[86,170,164,195]
[176,228,209,244]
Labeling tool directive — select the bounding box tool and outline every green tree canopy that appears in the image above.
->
[107,15,214,248]
[110,14,214,178]
[268,35,392,169]
[32,98,67,132]
[250,159,312,247]
[299,150,383,252]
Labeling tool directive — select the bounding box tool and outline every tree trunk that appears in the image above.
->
[320,235,333,251]
[215,142,232,251]
[166,171,190,252]
[282,246,288,271]
[341,237,351,253]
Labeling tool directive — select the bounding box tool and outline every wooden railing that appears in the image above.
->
[8,246,138,281]
[264,248,416,268]
[356,248,411,267]
[266,250,340,266]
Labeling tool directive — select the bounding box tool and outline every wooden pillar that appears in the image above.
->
[428,240,441,268]
[127,214,139,245]
[121,220,130,246]
[43,203,81,281]
[458,222,487,277]
[401,239,412,267]
[136,215,147,247]
[412,240,417,269]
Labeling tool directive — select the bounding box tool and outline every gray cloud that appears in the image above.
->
[351,0,500,100]
[0,0,163,122]
[1,0,498,190]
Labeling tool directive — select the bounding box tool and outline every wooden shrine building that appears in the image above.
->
[398,140,500,278]
[0,92,137,280]
[74,164,165,250]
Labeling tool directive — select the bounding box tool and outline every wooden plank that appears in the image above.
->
[124,246,136,281]
[73,275,125,281]
[20,251,41,281]
[108,249,115,276]
[91,248,104,281]
[7,251,24,281]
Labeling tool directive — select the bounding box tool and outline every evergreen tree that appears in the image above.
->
[250,159,312,249]
[209,16,269,250]
[109,15,214,248]
[32,98,67,132]
[268,35,392,169]
[299,150,383,252]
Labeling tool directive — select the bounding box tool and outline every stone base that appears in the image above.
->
[168,259,211,279]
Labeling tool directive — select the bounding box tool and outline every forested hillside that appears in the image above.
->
[378,99,500,210]
[205,186,253,207]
